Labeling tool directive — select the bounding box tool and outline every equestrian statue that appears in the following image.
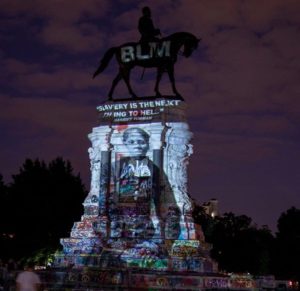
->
[93,7,200,100]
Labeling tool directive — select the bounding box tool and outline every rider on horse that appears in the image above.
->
[138,6,161,43]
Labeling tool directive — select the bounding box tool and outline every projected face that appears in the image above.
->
[122,128,149,157]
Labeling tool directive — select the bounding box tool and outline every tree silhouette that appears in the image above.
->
[273,207,300,282]
[2,158,87,260]
[193,208,274,275]
[0,174,9,233]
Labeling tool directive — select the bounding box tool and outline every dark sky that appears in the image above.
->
[0,0,299,232]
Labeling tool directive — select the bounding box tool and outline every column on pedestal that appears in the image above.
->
[84,125,113,239]
[163,122,203,241]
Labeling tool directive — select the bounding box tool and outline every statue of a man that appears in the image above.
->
[138,6,161,43]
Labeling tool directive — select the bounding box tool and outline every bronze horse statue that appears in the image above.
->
[93,32,200,100]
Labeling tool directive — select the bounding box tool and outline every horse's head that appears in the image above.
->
[182,34,200,57]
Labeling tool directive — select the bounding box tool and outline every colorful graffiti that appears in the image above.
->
[57,120,217,274]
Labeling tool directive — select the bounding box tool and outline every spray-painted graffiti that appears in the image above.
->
[130,273,203,289]
[171,240,200,257]
[203,277,230,289]
[57,121,217,273]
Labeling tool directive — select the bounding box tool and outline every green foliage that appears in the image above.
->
[0,157,87,260]
[21,247,59,267]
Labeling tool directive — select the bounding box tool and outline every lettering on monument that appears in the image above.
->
[97,99,182,122]
[57,6,219,277]
[121,41,171,63]
[93,32,199,100]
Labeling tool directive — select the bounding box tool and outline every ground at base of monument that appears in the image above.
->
[34,267,258,290]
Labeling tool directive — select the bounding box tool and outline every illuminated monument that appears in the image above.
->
[56,14,217,287]
[59,98,216,272]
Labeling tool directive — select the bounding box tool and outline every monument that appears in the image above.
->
[54,9,218,289]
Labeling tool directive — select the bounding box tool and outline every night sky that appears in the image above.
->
[0,0,299,232]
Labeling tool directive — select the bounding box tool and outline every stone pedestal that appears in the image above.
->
[56,97,217,273]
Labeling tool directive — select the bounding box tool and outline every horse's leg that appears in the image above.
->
[121,68,137,98]
[108,72,122,100]
[167,66,183,99]
[154,67,163,97]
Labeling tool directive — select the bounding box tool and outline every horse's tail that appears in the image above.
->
[93,47,116,78]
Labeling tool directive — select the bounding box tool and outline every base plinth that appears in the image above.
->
[39,267,256,290]
[56,97,217,278]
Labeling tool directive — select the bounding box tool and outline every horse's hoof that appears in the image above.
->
[107,96,113,101]
[132,94,138,99]
[155,92,162,98]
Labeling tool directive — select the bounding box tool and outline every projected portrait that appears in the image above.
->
[119,128,152,203]
[110,127,155,240]
[106,126,181,269]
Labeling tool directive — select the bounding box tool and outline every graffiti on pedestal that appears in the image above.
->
[102,126,181,268]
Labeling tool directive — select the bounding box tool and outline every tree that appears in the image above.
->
[0,173,8,220]
[210,213,274,274]
[0,174,10,242]
[192,204,216,241]
[273,207,300,282]
[193,207,274,275]
[3,158,87,259]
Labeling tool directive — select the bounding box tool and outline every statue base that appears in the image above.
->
[40,267,256,290]
[55,97,217,276]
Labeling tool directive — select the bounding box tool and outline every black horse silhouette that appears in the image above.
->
[93,32,200,100]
